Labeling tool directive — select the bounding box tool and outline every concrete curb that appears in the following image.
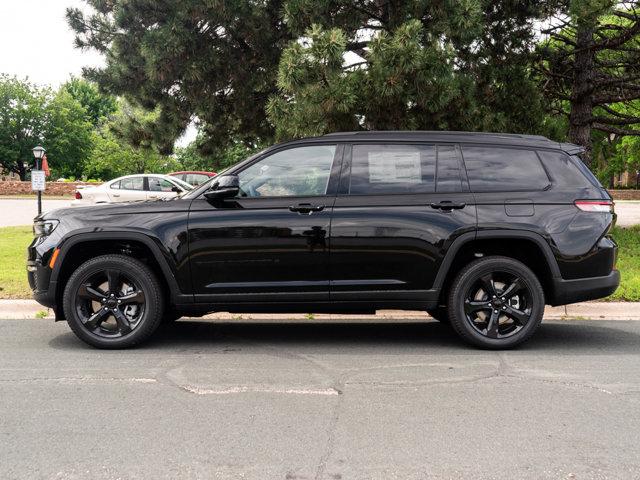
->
[0,299,637,321]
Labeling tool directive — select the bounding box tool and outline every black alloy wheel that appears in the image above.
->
[63,255,164,349]
[74,269,146,338]
[448,256,544,349]
[463,272,532,339]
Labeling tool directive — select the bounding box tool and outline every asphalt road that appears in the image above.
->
[1,318,639,479]
[2,198,640,228]
[0,198,71,227]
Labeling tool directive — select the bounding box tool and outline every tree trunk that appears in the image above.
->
[17,160,26,181]
[568,22,594,167]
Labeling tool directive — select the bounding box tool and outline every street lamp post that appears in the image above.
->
[32,145,46,215]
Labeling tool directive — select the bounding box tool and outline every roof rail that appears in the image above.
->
[322,130,549,141]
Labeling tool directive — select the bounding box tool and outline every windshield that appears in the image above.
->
[171,177,194,190]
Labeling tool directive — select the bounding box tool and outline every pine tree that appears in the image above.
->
[67,0,292,154]
[539,0,640,165]
[268,0,549,139]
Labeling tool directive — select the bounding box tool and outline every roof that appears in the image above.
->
[288,130,580,152]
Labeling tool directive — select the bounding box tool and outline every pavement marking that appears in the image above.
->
[181,385,341,396]
[0,376,157,384]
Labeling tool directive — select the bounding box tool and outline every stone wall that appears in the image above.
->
[0,181,101,196]
[610,190,640,201]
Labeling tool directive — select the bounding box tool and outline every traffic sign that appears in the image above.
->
[31,170,46,191]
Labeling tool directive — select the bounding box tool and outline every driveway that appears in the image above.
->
[0,198,71,227]
[615,201,640,227]
[1,318,639,479]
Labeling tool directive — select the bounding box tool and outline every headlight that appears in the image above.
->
[33,220,59,237]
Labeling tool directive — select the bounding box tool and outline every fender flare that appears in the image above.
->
[431,229,562,291]
[51,231,185,303]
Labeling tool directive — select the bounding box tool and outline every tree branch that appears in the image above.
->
[593,123,640,135]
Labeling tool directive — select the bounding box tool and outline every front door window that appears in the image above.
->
[237,145,336,197]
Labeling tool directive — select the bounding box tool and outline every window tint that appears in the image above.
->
[148,177,175,192]
[571,155,603,188]
[120,177,144,191]
[349,144,436,194]
[436,145,463,192]
[462,147,550,192]
[538,151,595,188]
[238,145,336,197]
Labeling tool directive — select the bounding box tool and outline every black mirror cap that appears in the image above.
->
[171,186,183,193]
[204,174,240,200]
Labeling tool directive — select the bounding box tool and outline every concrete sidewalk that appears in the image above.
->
[1,299,637,321]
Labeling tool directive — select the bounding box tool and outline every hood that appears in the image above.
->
[37,198,193,225]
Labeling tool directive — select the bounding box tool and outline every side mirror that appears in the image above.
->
[204,174,240,200]
[171,186,183,193]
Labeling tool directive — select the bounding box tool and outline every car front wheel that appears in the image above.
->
[448,256,544,349]
[62,254,164,349]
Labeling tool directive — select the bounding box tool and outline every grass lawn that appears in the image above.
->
[0,224,639,301]
[608,226,640,301]
[0,226,32,299]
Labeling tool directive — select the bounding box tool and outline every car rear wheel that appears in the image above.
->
[63,255,164,349]
[447,256,544,349]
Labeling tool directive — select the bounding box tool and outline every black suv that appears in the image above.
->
[28,131,619,349]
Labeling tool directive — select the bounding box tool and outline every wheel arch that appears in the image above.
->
[51,232,187,318]
[433,230,561,305]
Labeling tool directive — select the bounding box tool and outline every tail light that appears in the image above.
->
[574,200,614,213]
[75,191,82,199]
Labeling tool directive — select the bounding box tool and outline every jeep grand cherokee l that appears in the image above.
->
[28,131,619,349]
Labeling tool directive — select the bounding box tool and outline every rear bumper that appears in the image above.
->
[551,269,620,306]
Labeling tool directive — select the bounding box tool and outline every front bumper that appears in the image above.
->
[551,269,620,306]
[27,259,57,309]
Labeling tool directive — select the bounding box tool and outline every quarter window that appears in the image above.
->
[462,147,550,191]
[349,144,436,194]
[238,145,336,197]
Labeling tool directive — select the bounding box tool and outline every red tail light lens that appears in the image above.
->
[75,191,82,200]
[574,200,614,213]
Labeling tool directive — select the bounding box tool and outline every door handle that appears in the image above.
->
[430,201,466,211]
[289,204,325,214]
[112,194,120,197]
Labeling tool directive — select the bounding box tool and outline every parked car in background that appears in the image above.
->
[168,171,216,186]
[72,174,193,205]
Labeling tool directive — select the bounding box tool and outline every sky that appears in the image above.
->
[0,0,196,146]
[0,0,103,87]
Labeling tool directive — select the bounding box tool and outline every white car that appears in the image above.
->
[72,174,194,206]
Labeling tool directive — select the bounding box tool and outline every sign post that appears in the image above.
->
[31,145,47,216]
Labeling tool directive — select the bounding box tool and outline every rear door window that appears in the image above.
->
[462,146,550,192]
[436,145,463,193]
[120,177,144,191]
[349,144,436,194]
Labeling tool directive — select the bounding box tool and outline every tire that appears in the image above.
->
[63,254,164,349]
[427,307,449,323]
[447,256,544,349]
